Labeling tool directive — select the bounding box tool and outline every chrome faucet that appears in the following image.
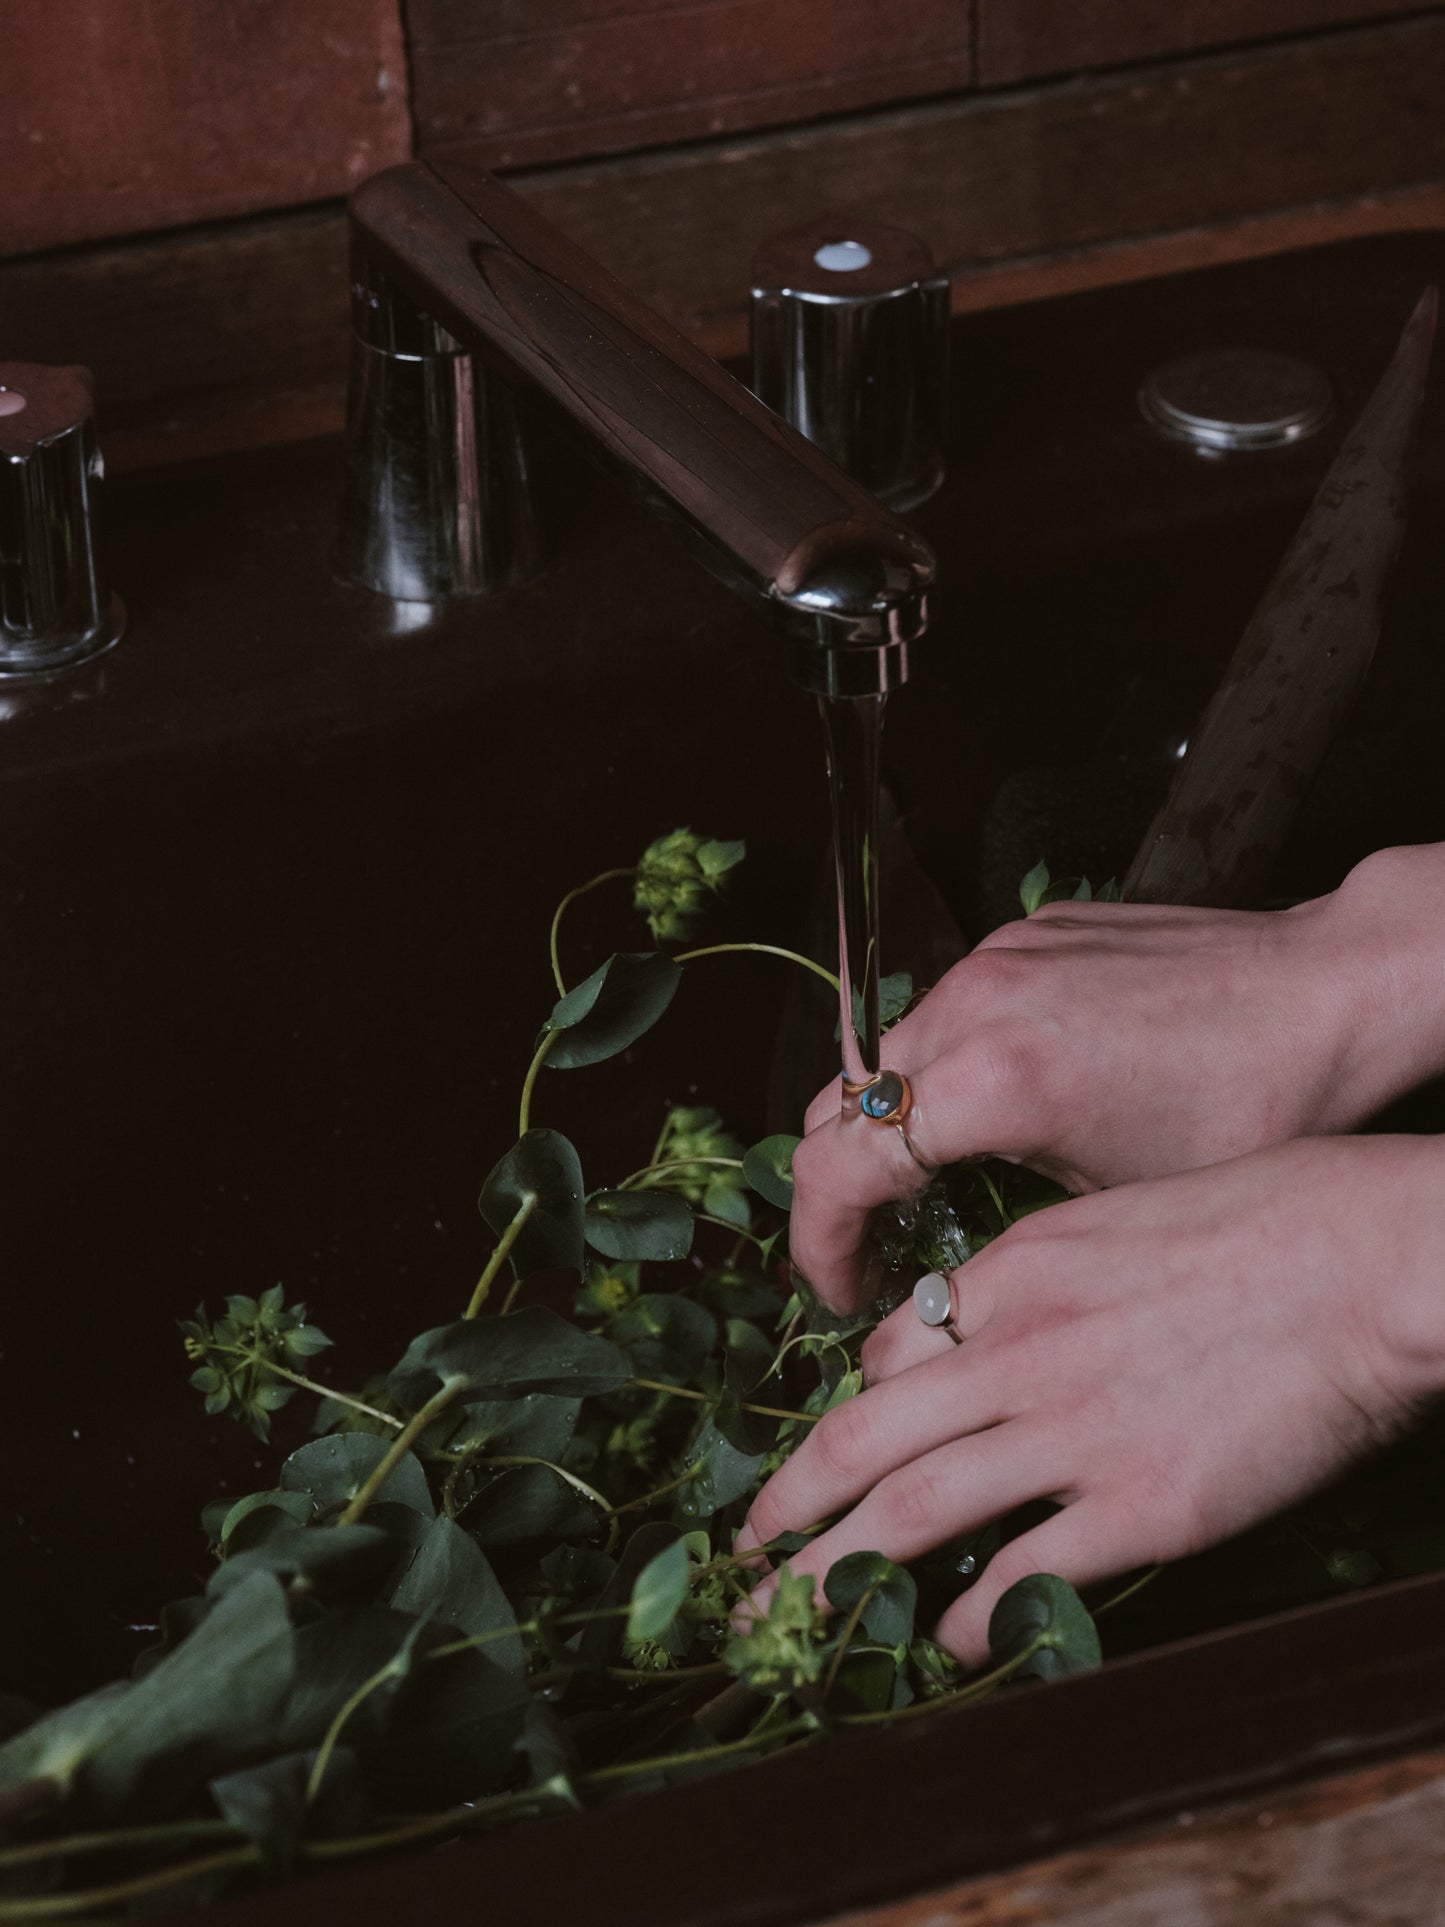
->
[335,159,935,699]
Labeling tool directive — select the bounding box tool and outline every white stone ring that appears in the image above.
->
[913,1270,965,1345]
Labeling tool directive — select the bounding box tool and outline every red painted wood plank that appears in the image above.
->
[407,0,974,169]
[2,0,412,259]
[977,0,1431,87]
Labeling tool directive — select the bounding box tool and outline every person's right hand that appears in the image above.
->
[794,843,1445,1312]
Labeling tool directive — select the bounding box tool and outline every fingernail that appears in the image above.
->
[733,1521,758,1556]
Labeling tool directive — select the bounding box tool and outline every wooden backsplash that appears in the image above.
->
[3,0,1443,463]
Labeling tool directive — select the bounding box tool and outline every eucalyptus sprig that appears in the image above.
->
[0,837,1107,1918]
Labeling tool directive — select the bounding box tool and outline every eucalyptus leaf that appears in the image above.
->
[0,1572,297,1820]
[585,1188,694,1262]
[675,1420,765,1520]
[515,1702,584,1809]
[611,1294,717,1385]
[580,1524,679,1664]
[446,1393,581,1464]
[280,1435,435,1518]
[835,972,914,1042]
[388,1516,524,1674]
[742,1136,799,1211]
[466,1464,601,1548]
[218,1489,314,1548]
[399,1308,630,1403]
[208,1524,398,1603]
[1019,859,1050,915]
[702,1177,752,1229]
[479,1129,585,1279]
[627,1537,689,1642]
[824,1551,917,1648]
[988,1572,1102,1681]
[210,1748,366,1877]
[541,953,682,1069]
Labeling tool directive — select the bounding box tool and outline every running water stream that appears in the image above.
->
[820,692,886,1085]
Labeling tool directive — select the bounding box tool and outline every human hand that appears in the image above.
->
[795,843,1445,1311]
[740,1136,1445,1666]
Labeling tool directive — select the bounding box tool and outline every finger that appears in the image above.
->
[741,1336,1017,1556]
[746,1421,1057,1620]
[932,1502,1135,1669]
[790,1029,1066,1311]
[860,1263,997,1385]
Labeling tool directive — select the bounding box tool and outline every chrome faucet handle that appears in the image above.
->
[0,363,124,678]
[751,222,950,514]
[335,160,936,696]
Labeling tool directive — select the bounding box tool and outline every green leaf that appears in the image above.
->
[399,1308,631,1403]
[584,1189,694,1262]
[466,1465,601,1548]
[1019,860,1050,915]
[627,1537,689,1642]
[824,1551,917,1648]
[514,1702,584,1809]
[696,837,746,882]
[445,1394,581,1464]
[1326,1546,1383,1588]
[209,1524,397,1602]
[675,1420,765,1520]
[218,1489,314,1548]
[610,1294,717,1385]
[988,1572,1102,1681]
[836,971,915,1043]
[743,1135,800,1212]
[210,1749,365,1877]
[280,1435,435,1517]
[0,1573,297,1820]
[541,953,682,1069]
[479,1129,585,1279]
[388,1516,525,1674]
[702,1177,752,1229]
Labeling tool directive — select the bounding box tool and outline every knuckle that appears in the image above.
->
[875,1460,947,1542]
[811,1403,872,1488]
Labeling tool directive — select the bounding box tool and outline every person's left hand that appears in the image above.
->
[735,1135,1445,1667]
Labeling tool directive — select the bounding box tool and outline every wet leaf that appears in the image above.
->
[675,1421,765,1520]
[611,1294,717,1385]
[584,1189,694,1262]
[627,1537,689,1642]
[479,1130,585,1279]
[280,1435,434,1518]
[824,1551,917,1648]
[466,1464,601,1548]
[541,953,682,1069]
[743,1136,800,1212]
[988,1572,1101,1680]
[400,1308,631,1403]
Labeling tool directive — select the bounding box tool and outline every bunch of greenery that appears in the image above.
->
[0,836,1113,1919]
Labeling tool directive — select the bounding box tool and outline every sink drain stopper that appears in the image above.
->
[1139,348,1332,452]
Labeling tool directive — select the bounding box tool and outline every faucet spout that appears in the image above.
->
[337,160,935,695]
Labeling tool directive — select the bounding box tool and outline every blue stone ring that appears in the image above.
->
[858,1068,912,1126]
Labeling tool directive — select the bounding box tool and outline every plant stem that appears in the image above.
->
[477,1455,613,1515]
[0,1846,263,1920]
[210,1348,404,1431]
[978,1164,1011,1230]
[465,1194,537,1319]
[1094,1565,1162,1615]
[306,1656,398,1803]
[627,1376,817,1425]
[692,1212,770,1249]
[822,1586,876,1699]
[587,1719,808,1782]
[618,1156,744,1191]
[603,1461,701,1519]
[673,942,840,991]
[517,1030,559,1138]
[0,1819,238,1875]
[337,1381,463,1526]
[549,867,636,996]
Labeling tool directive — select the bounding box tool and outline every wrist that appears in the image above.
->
[1356,1133,1445,1409]
[1306,842,1445,1126]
